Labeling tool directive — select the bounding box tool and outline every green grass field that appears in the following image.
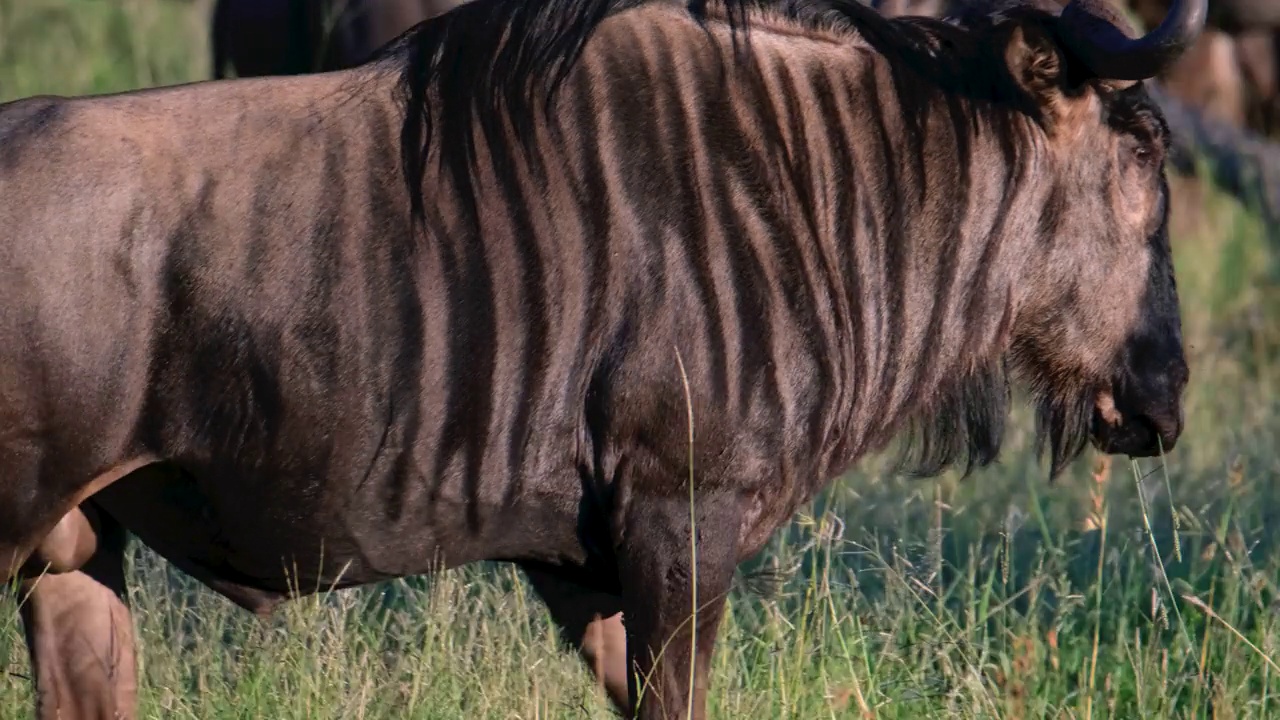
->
[3,0,1280,717]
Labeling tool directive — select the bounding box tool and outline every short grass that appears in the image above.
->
[3,0,1280,717]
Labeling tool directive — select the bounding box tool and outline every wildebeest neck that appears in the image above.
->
[399,7,1051,498]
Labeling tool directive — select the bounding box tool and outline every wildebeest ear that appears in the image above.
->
[1003,23,1064,109]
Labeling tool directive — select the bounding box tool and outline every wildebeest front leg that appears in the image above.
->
[616,491,740,720]
[20,504,100,578]
[521,564,629,713]
[17,508,136,720]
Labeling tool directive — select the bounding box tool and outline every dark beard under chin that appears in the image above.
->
[1034,383,1097,480]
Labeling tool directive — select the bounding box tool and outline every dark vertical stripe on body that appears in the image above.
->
[778,61,851,452]
[857,65,906,432]
[747,63,829,453]
[735,58,831,437]
[960,119,1025,357]
[649,24,730,402]
[911,95,971,402]
[492,124,551,509]
[367,162,425,527]
[299,127,347,391]
[561,56,618,490]
[711,65,783,419]
[431,182,498,532]
[809,63,865,462]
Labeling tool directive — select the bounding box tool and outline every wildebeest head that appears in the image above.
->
[950,0,1201,473]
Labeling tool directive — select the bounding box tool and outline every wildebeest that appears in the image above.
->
[0,0,1199,717]
[211,0,463,78]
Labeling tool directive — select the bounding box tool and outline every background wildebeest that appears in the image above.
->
[0,0,1198,717]
[211,0,464,78]
[1128,0,1280,137]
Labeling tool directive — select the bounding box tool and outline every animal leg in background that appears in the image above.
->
[615,489,741,720]
[522,564,629,712]
[17,507,136,720]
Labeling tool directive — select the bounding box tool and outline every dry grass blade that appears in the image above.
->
[1180,594,1280,676]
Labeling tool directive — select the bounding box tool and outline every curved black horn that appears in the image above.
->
[1057,0,1207,81]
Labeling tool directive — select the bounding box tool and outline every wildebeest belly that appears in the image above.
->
[108,284,591,595]
[101,198,594,599]
[92,449,591,606]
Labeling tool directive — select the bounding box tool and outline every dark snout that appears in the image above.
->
[1091,350,1189,457]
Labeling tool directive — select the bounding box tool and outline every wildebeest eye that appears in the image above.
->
[1129,142,1160,168]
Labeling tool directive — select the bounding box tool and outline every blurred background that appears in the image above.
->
[1,0,1279,717]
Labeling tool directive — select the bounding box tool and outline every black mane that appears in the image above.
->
[381,0,1057,231]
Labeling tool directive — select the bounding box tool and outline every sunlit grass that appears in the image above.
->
[3,0,1280,717]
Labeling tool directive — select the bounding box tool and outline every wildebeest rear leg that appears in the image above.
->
[616,491,741,720]
[17,509,136,720]
[521,564,629,713]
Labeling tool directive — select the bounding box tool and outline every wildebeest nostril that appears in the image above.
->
[1137,407,1182,453]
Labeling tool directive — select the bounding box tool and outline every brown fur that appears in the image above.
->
[0,0,1196,717]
